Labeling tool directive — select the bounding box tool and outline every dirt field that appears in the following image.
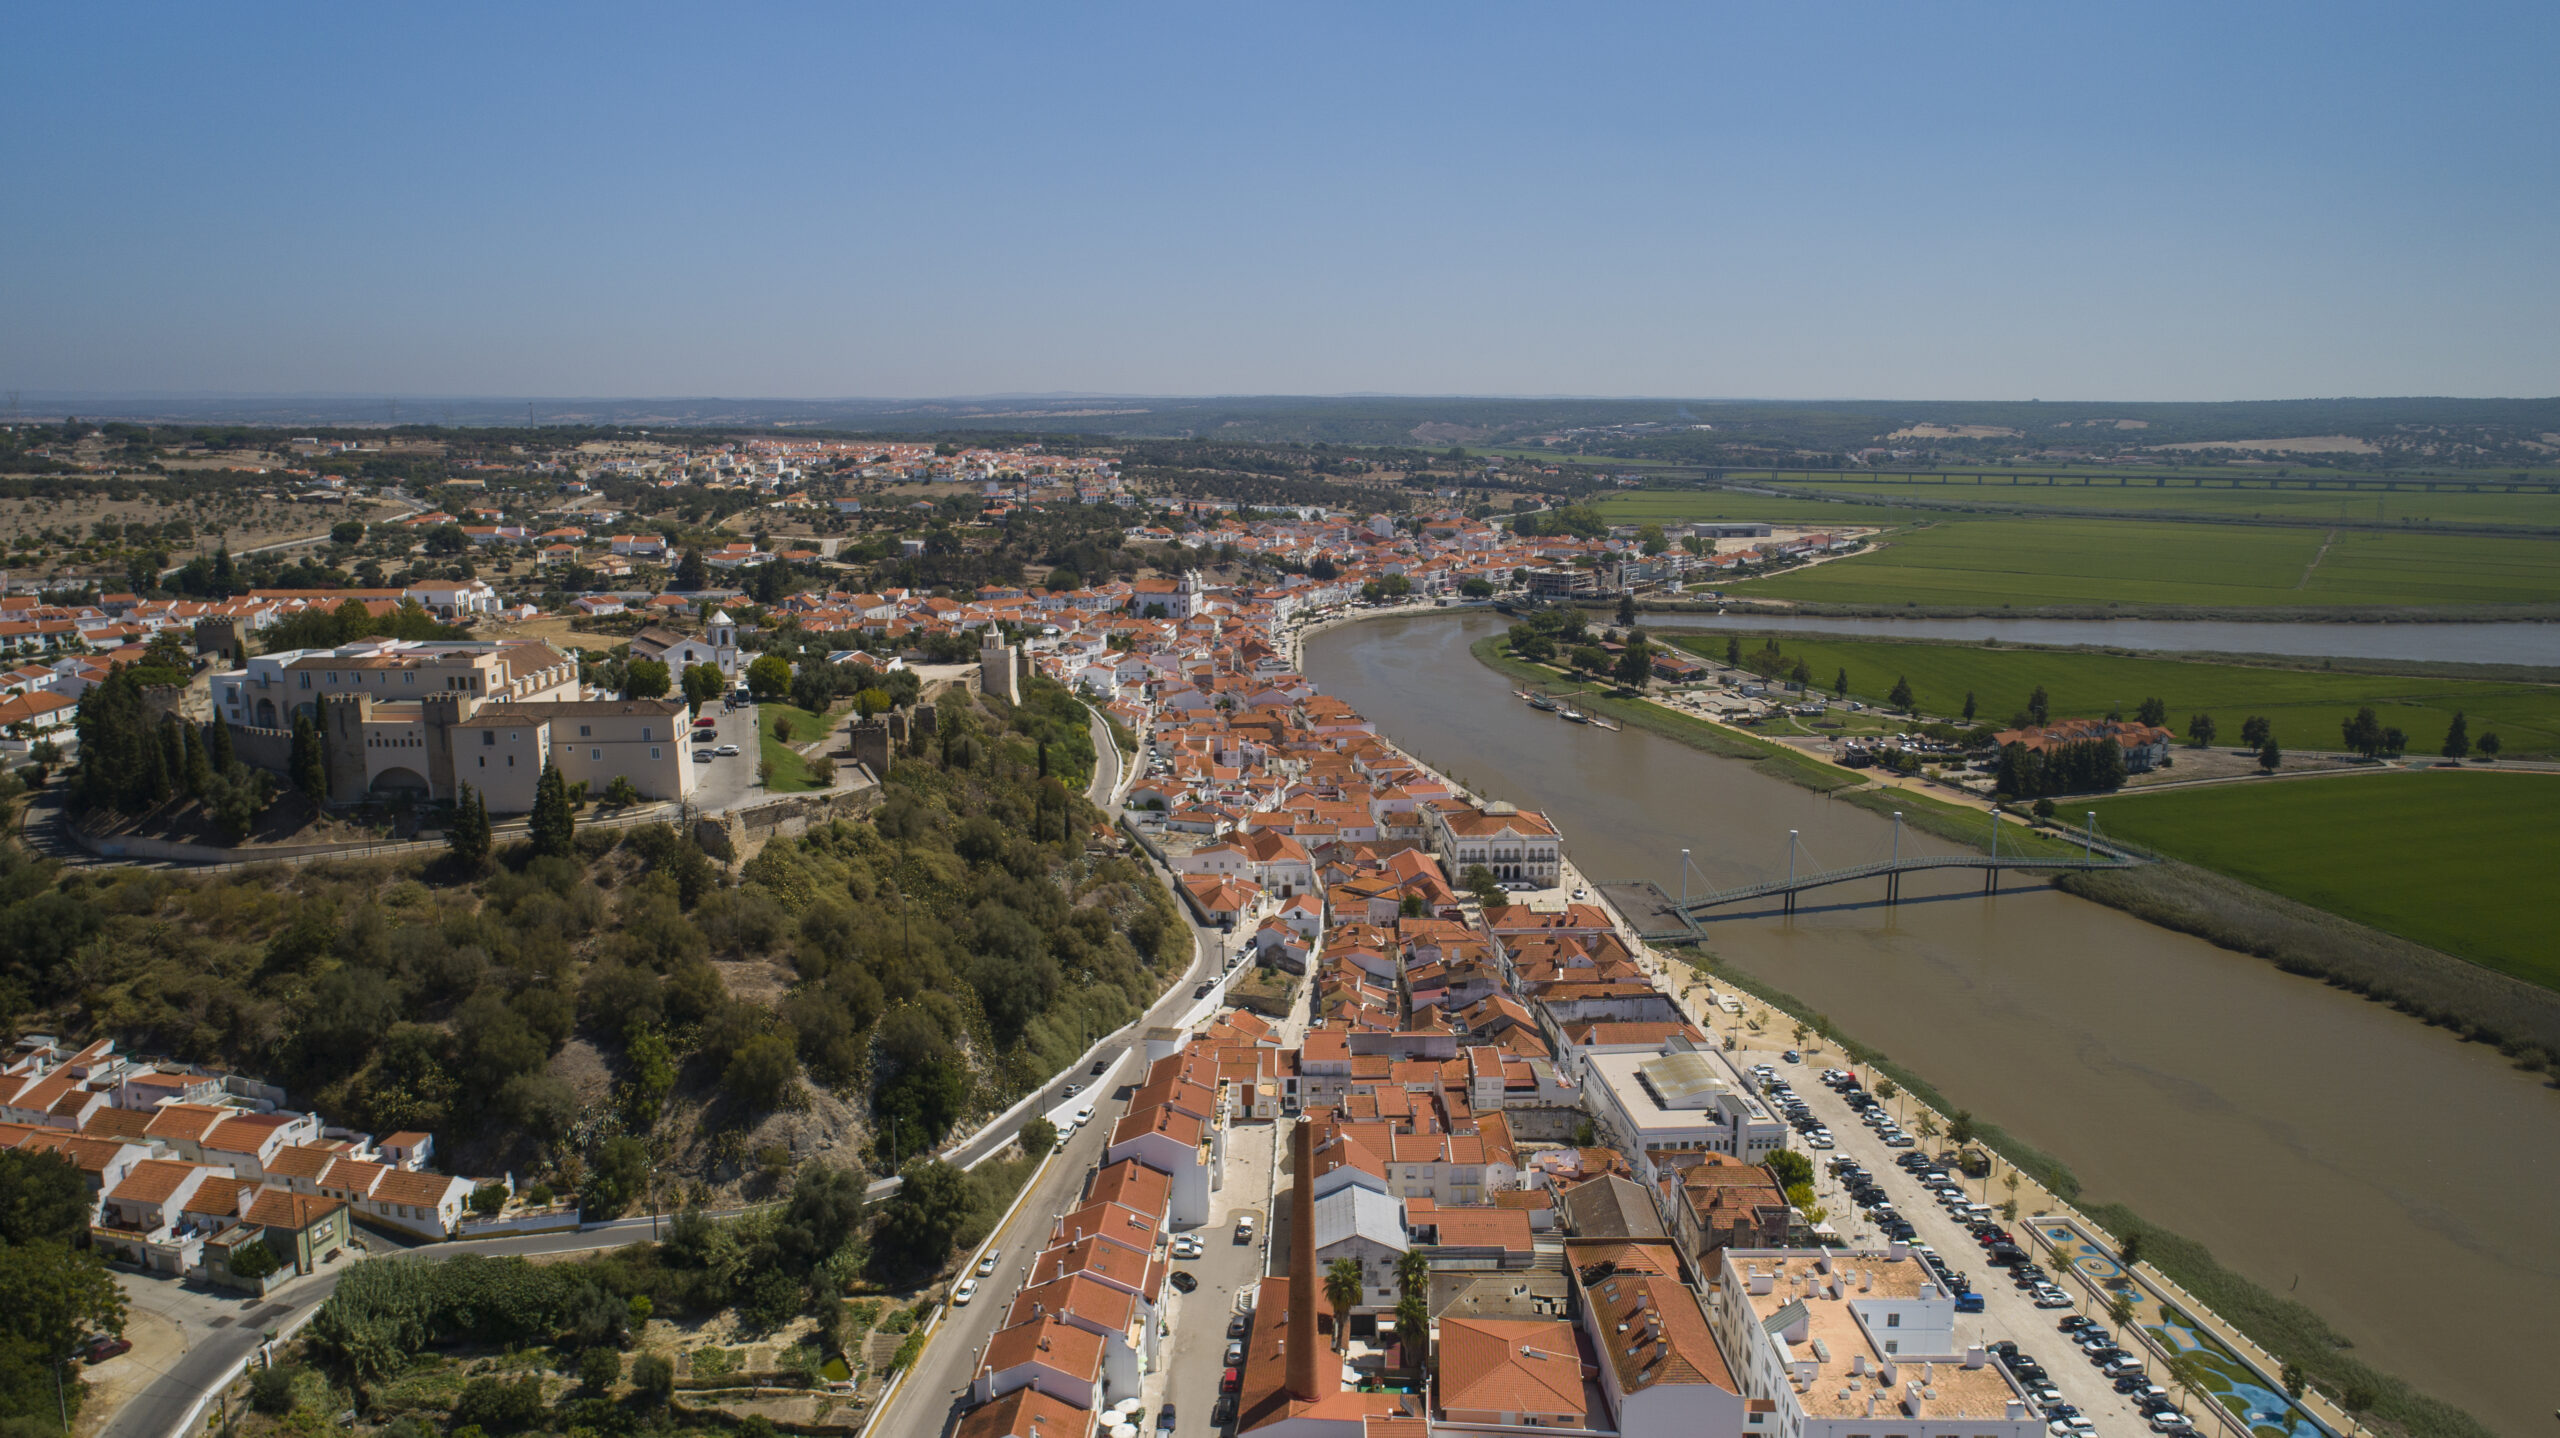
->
[0,488,398,577]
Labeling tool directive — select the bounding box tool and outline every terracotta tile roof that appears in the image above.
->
[952,1384,1095,1438]
[977,1314,1105,1385]
[1436,1316,1590,1420]
[246,1188,348,1231]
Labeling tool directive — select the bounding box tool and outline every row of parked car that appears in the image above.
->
[1817,1066,1921,1147]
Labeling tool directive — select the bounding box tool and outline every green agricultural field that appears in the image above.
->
[2086,770,2560,989]
[1592,490,1927,528]
[1758,474,2560,529]
[1655,631,2560,756]
[1722,516,2560,609]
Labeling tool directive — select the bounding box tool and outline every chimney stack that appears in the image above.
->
[1286,1117,1329,1403]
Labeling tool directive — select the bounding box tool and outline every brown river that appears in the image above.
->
[1306,612,2558,1437]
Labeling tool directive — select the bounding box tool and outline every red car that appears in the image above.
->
[81,1336,131,1364]
[1220,1367,1241,1394]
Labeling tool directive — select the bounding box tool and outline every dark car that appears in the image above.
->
[1211,1395,1237,1427]
[1169,1270,1199,1293]
[1988,1341,2019,1357]
[1194,981,1215,998]
[80,1336,131,1364]
[2058,1315,2095,1333]
[1093,1058,1111,1075]
[1156,1403,1177,1432]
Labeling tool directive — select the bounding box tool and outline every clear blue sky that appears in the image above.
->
[6,3,2553,402]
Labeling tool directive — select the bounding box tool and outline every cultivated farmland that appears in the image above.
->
[1747,474,2560,530]
[2085,770,2559,990]
[1591,491,1928,528]
[1720,516,2560,609]
[1654,631,2560,756]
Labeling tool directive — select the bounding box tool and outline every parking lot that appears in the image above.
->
[1733,1042,2184,1438]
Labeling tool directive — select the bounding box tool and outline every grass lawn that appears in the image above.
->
[757,701,832,792]
[1722,515,2560,609]
[2085,769,2560,990]
[1756,474,2560,530]
[1659,631,2560,756]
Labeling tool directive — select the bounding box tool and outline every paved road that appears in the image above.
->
[97,1215,684,1438]
[867,859,1235,1436]
[1084,706,1125,807]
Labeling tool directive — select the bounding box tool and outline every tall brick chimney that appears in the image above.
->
[1286,1115,1327,1402]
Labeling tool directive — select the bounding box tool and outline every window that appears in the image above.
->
[482,731,495,746]
[649,747,661,760]
[591,749,601,761]
[507,756,515,767]
[579,725,591,737]
[478,756,486,768]
[404,673,414,684]
[1884,1339,1898,1354]
[299,673,311,689]
[1886,1314,1900,1328]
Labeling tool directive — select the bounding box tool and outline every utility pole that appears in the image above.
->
[1679,847,1689,909]
[2085,812,2097,861]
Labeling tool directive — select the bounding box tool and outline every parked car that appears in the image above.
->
[2034,1289,2074,1309]
[1236,1214,1257,1241]
[1228,1312,1250,1338]
[951,1279,978,1306]
[715,743,740,756]
[1210,1395,1237,1428]
[1219,1367,1242,1393]
[1781,1049,1801,1063]
[80,1336,131,1364]
[976,1254,999,1276]
[1170,1270,1199,1293]
[1225,1340,1245,1365]
[1156,1404,1177,1433]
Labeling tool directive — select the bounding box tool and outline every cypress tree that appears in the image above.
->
[2441,710,2470,760]
[448,783,492,872]
[139,715,173,806]
[181,720,212,797]
[206,716,233,771]
[289,714,327,799]
[529,762,575,858]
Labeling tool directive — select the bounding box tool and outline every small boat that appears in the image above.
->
[1587,715,1621,731]
[1528,693,1558,712]
[1558,706,1589,724]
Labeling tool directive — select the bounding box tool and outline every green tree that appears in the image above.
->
[2440,710,2470,759]
[447,783,491,872]
[675,549,709,590]
[1962,690,1977,722]
[1725,636,1741,666]
[1614,638,1653,687]
[2260,736,2282,771]
[2240,714,2272,750]
[1833,668,1848,699]
[2137,696,2167,727]
[0,1151,90,1245]
[2027,686,2050,725]
[0,1239,126,1424]
[603,775,640,807]
[630,1353,674,1407]
[1018,1116,1058,1155]
[1614,593,1636,627]
[1762,1147,1813,1191]
[1323,1258,1362,1352]
[724,1032,801,1114]
[2187,713,2216,748]
[1888,676,1916,712]
[586,1136,652,1219]
[2118,1231,2144,1266]
[872,1159,970,1283]
[681,663,725,715]
[623,658,671,701]
[529,763,575,858]
[2281,1362,2307,1402]
[747,654,793,702]
[289,712,327,799]
[1947,1109,1976,1148]
[1790,658,1813,688]
[579,1347,621,1395]
[249,1366,297,1415]
[2477,730,2501,758]
[2106,1291,2135,1330]
[1460,864,1504,909]
[2341,706,2385,757]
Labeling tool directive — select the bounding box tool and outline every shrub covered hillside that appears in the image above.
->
[0,677,1186,1203]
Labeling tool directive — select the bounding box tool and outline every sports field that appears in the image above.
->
[2085,770,2558,989]
[1656,631,2560,756]
[1756,474,2560,529]
[1721,516,2560,608]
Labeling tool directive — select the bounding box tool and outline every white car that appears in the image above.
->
[1805,1134,1834,1149]
[976,1254,999,1276]
[1171,1236,1204,1259]
[693,750,713,763]
[716,743,740,756]
[952,1278,978,1306]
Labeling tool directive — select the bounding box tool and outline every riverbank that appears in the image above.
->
[1316,611,2550,1437]
[1626,597,2560,624]
[1342,623,2496,1438]
[1469,627,2560,1060]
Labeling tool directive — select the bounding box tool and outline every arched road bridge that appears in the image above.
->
[1624,809,2143,942]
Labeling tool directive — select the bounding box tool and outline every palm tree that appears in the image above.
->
[1915,1112,1941,1144]
[1874,1078,1900,1123]
[1324,1257,1363,1352]
[2107,1291,2136,1332]
[1396,1248,1430,1305]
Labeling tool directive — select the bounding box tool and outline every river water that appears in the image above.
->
[1642,613,2560,667]
[1306,613,2558,1438]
